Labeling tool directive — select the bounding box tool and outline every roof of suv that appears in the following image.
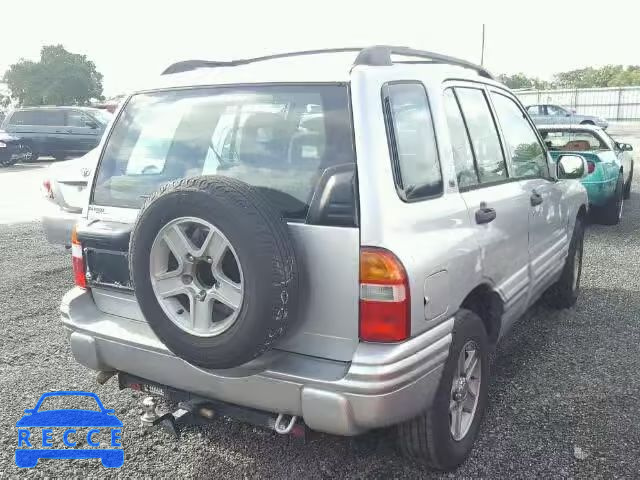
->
[144,46,500,92]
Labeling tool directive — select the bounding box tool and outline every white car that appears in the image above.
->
[42,149,98,245]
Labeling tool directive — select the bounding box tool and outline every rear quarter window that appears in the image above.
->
[382,82,442,201]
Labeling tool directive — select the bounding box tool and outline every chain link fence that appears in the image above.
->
[515,86,640,121]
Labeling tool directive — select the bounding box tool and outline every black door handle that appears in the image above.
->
[475,207,496,224]
[530,191,543,206]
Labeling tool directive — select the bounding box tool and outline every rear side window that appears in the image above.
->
[454,88,507,184]
[490,92,549,179]
[93,85,356,222]
[527,105,541,115]
[383,82,442,201]
[443,89,478,189]
[9,110,64,126]
[8,111,36,125]
[66,111,95,127]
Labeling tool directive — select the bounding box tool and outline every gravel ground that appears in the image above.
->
[1,165,640,478]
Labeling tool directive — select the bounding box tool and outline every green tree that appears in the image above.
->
[553,65,640,88]
[497,73,549,90]
[0,93,10,109]
[608,66,640,87]
[2,45,103,106]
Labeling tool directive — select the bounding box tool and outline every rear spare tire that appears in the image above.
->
[129,176,300,369]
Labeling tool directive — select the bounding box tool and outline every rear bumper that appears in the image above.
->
[0,142,23,158]
[43,211,79,246]
[61,288,452,436]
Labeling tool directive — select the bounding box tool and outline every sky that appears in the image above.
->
[2,0,640,97]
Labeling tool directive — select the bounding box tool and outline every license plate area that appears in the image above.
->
[85,248,132,290]
[142,383,166,396]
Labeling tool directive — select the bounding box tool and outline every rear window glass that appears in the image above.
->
[540,129,608,152]
[93,85,355,219]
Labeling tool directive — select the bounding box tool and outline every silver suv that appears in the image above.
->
[61,46,588,470]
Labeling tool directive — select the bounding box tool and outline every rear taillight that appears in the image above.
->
[71,225,87,289]
[42,179,53,200]
[587,161,596,174]
[359,247,410,342]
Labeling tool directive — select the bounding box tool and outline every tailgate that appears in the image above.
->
[55,180,88,212]
[79,219,360,362]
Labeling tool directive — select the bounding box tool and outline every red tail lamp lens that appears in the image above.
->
[71,226,87,289]
[359,248,410,342]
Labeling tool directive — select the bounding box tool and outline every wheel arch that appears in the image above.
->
[459,283,503,346]
[577,203,587,221]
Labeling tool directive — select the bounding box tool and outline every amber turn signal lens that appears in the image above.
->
[360,248,407,285]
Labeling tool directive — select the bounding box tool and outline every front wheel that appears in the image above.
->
[0,152,19,167]
[396,309,489,471]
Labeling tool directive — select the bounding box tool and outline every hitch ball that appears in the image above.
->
[140,396,159,427]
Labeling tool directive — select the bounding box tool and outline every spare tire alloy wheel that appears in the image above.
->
[150,217,244,337]
[129,176,300,369]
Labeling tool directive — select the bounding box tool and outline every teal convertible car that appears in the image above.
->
[538,124,634,225]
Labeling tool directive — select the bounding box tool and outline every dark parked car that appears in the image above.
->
[0,106,112,161]
[0,130,25,167]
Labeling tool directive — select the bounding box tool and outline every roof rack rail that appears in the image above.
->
[353,45,493,79]
[162,48,362,75]
[162,45,493,79]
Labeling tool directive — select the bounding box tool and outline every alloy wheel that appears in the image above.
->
[149,216,244,337]
[449,341,482,441]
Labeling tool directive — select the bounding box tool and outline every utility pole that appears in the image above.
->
[480,24,486,66]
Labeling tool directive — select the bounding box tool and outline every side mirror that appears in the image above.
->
[557,154,587,180]
[617,142,633,152]
[84,120,99,129]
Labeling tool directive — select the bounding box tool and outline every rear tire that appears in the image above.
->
[396,309,489,471]
[623,162,633,200]
[20,143,38,162]
[544,216,584,309]
[595,173,623,225]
